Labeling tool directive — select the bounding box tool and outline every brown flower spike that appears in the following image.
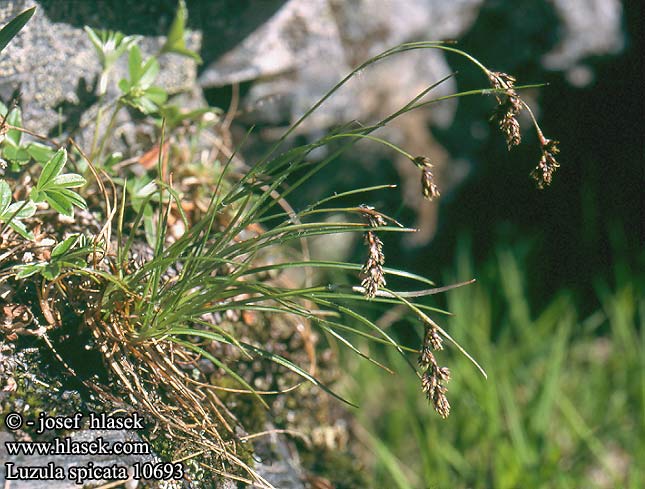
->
[419,321,451,418]
[488,71,562,188]
[358,206,387,299]
[488,71,523,150]
[531,137,560,189]
[414,156,440,201]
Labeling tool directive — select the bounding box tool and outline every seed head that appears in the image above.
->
[488,71,517,92]
[419,324,452,418]
[414,156,440,201]
[424,321,444,351]
[437,366,451,383]
[418,343,435,368]
[531,138,560,189]
[358,206,386,299]
[421,369,438,397]
[492,98,522,149]
[433,384,451,419]
[488,72,523,150]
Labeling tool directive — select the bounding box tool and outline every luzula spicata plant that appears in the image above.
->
[487,70,561,188]
[358,205,388,299]
[346,47,561,416]
[419,321,452,418]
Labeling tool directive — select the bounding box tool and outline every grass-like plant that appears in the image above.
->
[347,244,643,488]
[0,3,563,486]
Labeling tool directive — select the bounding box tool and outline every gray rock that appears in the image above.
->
[199,0,486,130]
[0,0,199,138]
[0,0,625,137]
[543,0,624,86]
[198,0,624,129]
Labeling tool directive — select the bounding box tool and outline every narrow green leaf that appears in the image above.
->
[37,147,67,190]
[144,86,167,105]
[143,204,157,247]
[26,142,55,163]
[56,188,87,209]
[118,78,131,93]
[164,0,187,47]
[5,107,22,145]
[362,430,414,489]
[128,45,143,83]
[83,26,103,56]
[51,234,79,258]
[0,180,11,215]
[0,6,35,53]
[6,200,36,219]
[52,173,86,188]
[170,327,357,407]
[166,46,202,63]
[29,188,42,202]
[161,0,202,63]
[241,260,435,286]
[171,338,269,410]
[138,57,159,88]
[44,189,73,216]
[130,95,158,114]
[14,262,45,279]
[8,219,33,240]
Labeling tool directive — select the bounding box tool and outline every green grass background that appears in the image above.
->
[342,240,643,488]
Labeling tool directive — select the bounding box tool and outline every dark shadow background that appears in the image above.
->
[422,0,643,316]
[39,0,287,69]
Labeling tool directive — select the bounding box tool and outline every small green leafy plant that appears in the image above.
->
[0,179,36,239]
[14,234,89,280]
[85,26,140,95]
[118,45,168,114]
[29,148,87,217]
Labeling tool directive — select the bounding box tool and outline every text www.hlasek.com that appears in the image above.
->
[6,436,150,456]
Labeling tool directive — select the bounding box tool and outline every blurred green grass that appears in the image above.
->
[342,241,644,489]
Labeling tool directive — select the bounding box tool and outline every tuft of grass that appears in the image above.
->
[347,242,644,489]
[1,5,568,484]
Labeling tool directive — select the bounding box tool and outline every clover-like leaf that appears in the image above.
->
[37,147,67,189]
[4,106,22,146]
[0,106,30,164]
[2,144,30,165]
[14,233,88,279]
[31,147,87,217]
